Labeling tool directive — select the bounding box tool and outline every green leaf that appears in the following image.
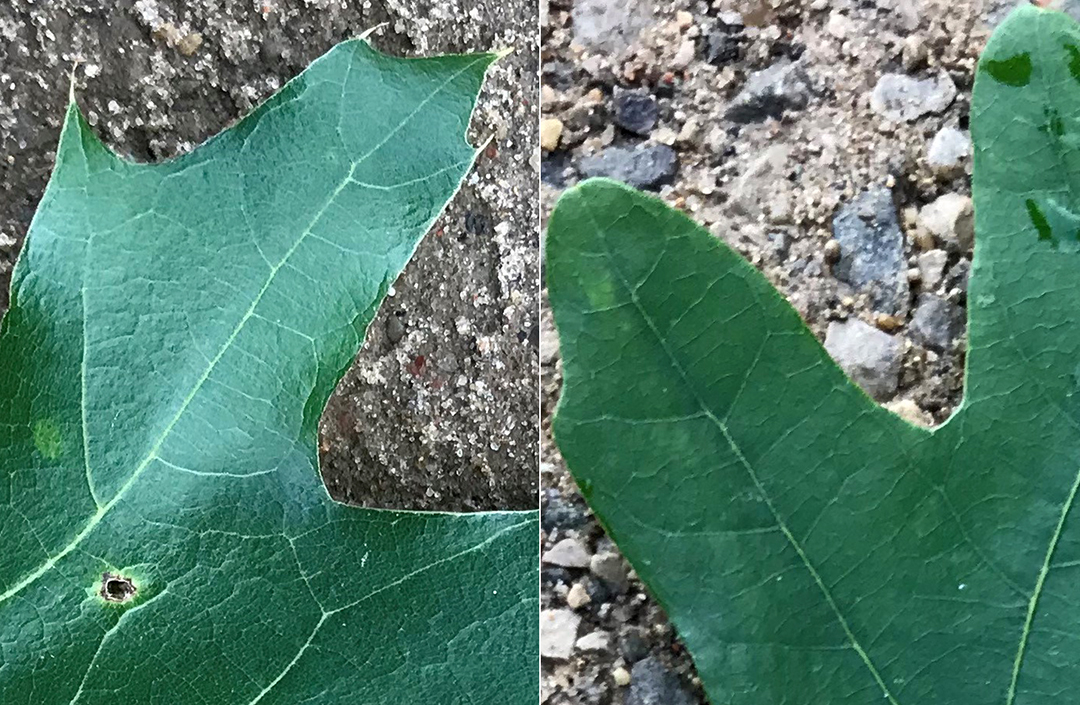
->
[0,40,537,703]
[547,6,1080,702]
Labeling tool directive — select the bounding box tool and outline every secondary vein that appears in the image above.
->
[247,517,532,704]
[1005,452,1080,703]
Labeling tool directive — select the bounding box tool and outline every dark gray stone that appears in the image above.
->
[578,144,678,190]
[619,626,650,663]
[726,61,811,123]
[614,88,659,135]
[626,657,696,705]
[542,488,589,532]
[541,566,574,588]
[582,575,613,604]
[541,151,574,187]
[703,29,740,66]
[766,231,790,260]
[946,259,971,295]
[832,187,909,314]
[590,551,629,593]
[910,294,964,350]
[385,315,405,345]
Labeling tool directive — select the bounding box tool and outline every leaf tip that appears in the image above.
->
[66,60,79,107]
[357,22,388,42]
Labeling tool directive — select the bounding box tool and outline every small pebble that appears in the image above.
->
[578,144,678,190]
[542,488,588,531]
[582,575,612,604]
[874,312,902,332]
[726,61,811,123]
[901,35,928,71]
[575,630,612,652]
[926,127,972,177]
[917,249,948,290]
[177,31,203,56]
[566,581,591,609]
[826,11,854,39]
[540,117,563,151]
[619,626,650,663]
[671,40,695,69]
[613,88,659,135]
[946,259,971,294]
[886,398,935,427]
[385,316,405,345]
[652,126,677,145]
[540,609,581,660]
[543,537,592,568]
[919,193,974,252]
[626,656,695,705]
[909,293,963,350]
[590,551,629,593]
[153,21,182,46]
[870,72,956,122]
[703,29,740,66]
[823,238,841,263]
[824,319,902,400]
[832,187,909,314]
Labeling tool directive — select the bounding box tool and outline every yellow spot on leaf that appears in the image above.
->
[32,419,62,460]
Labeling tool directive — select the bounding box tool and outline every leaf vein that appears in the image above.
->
[581,204,902,705]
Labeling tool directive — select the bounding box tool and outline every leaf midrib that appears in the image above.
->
[0,53,486,606]
[577,205,902,705]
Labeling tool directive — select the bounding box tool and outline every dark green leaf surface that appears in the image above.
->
[0,41,537,703]
[548,6,1080,702]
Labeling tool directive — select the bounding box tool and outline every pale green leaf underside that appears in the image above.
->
[549,6,1080,703]
[0,41,537,703]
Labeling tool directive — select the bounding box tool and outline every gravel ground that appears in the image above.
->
[0,0,538,512]
[540,0,1048,701]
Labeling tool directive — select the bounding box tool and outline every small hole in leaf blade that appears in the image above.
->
[100,573,136,603]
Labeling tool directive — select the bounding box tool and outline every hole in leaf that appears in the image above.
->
[100,573,136,603]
